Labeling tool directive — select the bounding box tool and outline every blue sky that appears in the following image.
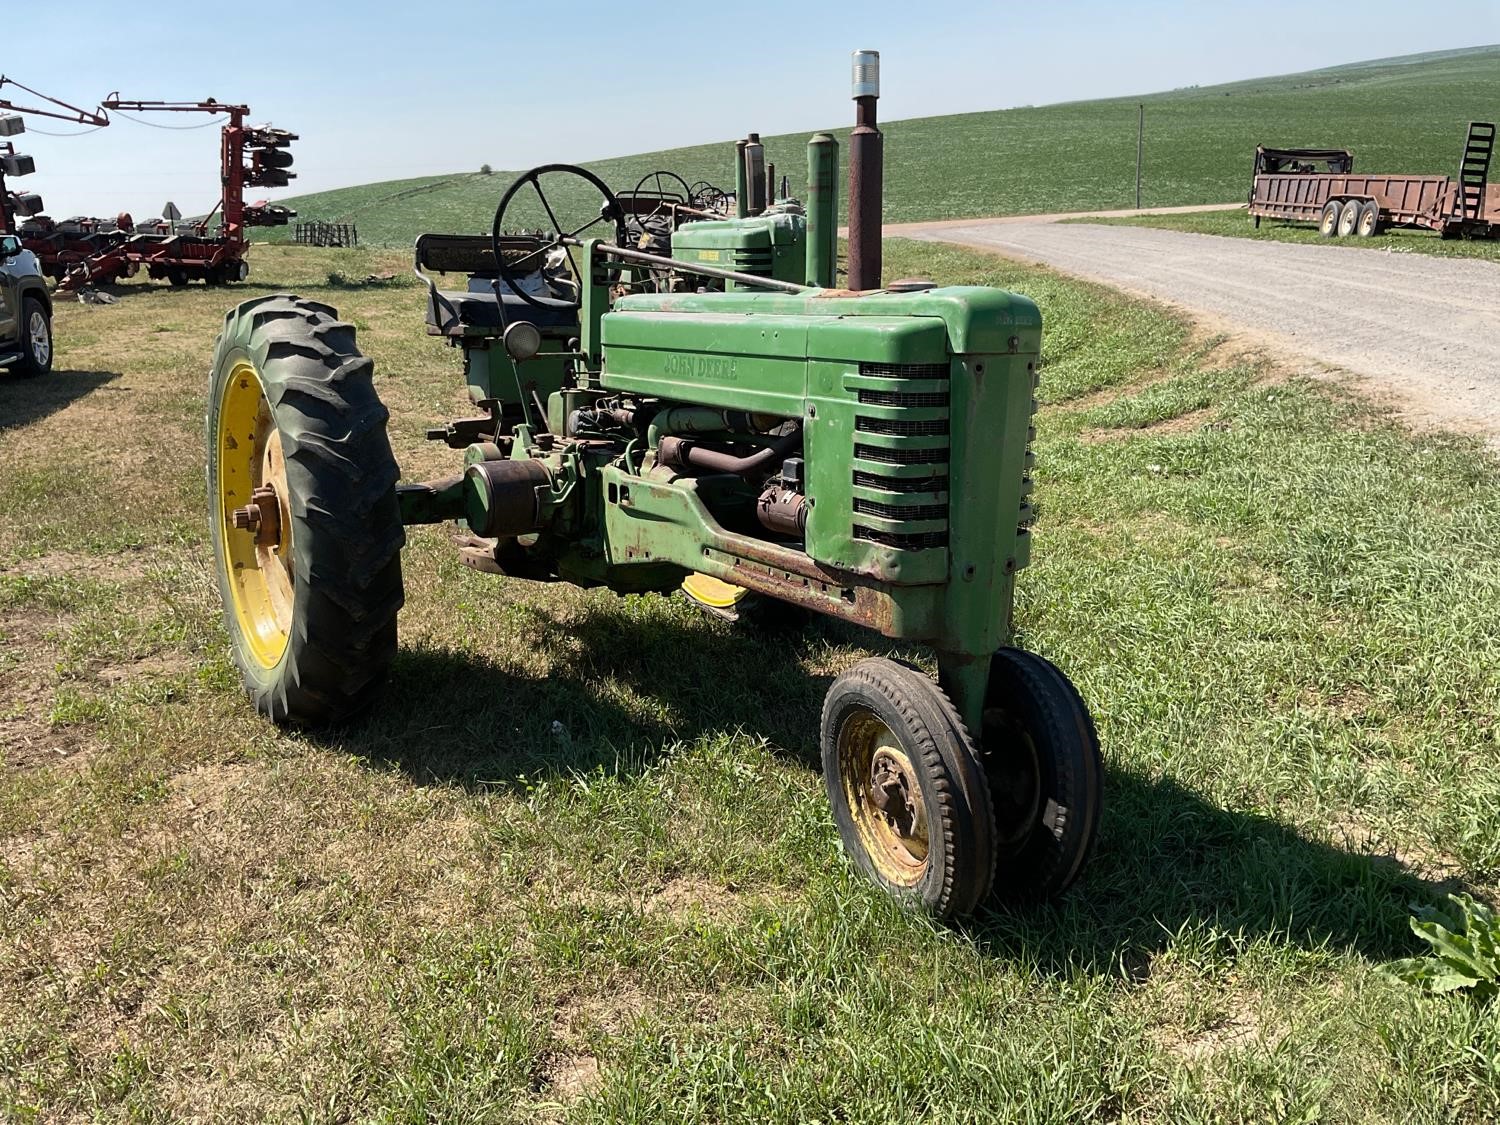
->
[8,0,1498,219]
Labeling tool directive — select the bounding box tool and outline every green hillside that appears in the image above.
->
[264,44,1500,247]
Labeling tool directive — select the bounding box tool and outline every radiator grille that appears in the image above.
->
[856,388,949,408]
[854,443,947,465]
[850,361,953,553]
[856,416,949,436]
[859,362,949,380]
[852,470,949,493]
[854,498,948,522]
[853,525,949,550]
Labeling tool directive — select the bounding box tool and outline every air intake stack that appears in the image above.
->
[805,132,839,287]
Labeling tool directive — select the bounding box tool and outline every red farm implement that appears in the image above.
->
[0,76,115,279]
[56,96,297,290]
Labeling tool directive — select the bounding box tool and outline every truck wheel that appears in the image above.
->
[1356,201,1381,237]
[981,649,1102,902]
[1319,201,1342,238]
[822,658,997,918]
[207,295,405,726]
[12,297,53,377]
[1337,200,1362,238]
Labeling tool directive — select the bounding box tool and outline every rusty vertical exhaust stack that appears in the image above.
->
[847,49,883,291]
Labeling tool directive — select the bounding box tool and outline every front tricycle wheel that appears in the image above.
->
[822,658,997,918]
[207,295,405,725]
[982,648,1103,902]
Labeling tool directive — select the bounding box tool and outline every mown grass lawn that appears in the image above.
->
[1067,208,1500,262]
[2,242,1499,1122]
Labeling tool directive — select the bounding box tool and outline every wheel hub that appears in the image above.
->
[231,483,282,548]
[29,311,49,367]
[870,747,921,840]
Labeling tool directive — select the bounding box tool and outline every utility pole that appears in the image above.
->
[1135,104,1144,209]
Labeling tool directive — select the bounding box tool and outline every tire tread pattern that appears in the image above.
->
[208,294,404,726]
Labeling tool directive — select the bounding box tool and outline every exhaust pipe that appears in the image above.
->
[744,133,767,216]
[846,49,883,291]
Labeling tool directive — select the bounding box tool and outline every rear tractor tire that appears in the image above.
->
[207,294,405,726]
[1319,200,1342,238]
[822,658,997,918]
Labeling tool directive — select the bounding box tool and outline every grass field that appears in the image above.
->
[4,242,1500,1121]
[1066,207,1500,261]
[259,45,1500,246]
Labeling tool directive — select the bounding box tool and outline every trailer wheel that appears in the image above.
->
[208,294,405,726]
[1356,201,1381,238]
[1319,201,1342,238]
[1337,200,1361,238]
[822,658,997,918]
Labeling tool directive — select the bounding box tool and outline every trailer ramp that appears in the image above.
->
[1458,121,1495,222]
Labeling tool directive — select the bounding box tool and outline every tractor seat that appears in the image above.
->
[416,231,580,336]
[426,288,578,334]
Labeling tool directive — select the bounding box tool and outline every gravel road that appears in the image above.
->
[895,219,1500,442]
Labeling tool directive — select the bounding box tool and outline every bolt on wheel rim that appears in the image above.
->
[29,311,49,367]
[838,708,930,886]
[217,360,294,668]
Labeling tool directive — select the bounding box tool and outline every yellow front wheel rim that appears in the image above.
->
[838,709,930,887]
[216,360,294,668]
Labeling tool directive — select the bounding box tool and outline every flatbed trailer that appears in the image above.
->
[1248,122,1497,239]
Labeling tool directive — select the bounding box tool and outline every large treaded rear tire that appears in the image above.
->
[207,294,404,725]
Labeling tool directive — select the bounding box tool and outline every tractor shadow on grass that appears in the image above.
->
[0,368,121,433]
[327,597,851,785]
[324,598,1447,969]
[963,765,1458,972]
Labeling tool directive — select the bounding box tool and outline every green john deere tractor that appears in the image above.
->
[206,72,1102,919]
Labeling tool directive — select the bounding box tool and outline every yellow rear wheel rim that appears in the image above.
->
[216,360,294,669]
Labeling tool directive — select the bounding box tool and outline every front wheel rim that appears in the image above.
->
[838,708,930,886]
[28,311,49,367]
[216,360,295,668]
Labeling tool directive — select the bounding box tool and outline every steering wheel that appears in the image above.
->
[622,169,693,230]
[632,169,692,202]
[689,181,729,213]
[491,164,626,310]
